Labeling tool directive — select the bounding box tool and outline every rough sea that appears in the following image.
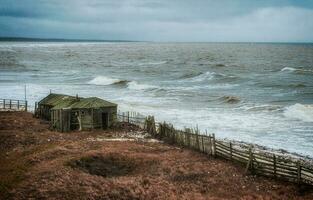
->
[0,42,313,156]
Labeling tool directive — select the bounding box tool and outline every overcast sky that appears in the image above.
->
[1,0,313,42]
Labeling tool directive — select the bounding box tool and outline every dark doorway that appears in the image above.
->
[102,113,109,129]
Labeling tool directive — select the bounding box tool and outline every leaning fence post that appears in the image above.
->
[201,135,205,153]
[273,155,277,177]
[230,142,233,161]
[208,134,212,156]
[212,133,216,157]
[245,146,254,174]
[297,161,302,184]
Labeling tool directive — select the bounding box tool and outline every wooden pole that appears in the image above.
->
[273,155,277,178]
[3,99,4,109]
[25,101,28,111]
[230,142,233,161]
[17,100,20,110]
[208,134,212,156]
[201,135,205,153]
[9,99,12,109]
[212,133,216,157]
[245,146,253,174]
[127,111,130,123]
[297,161,302,184]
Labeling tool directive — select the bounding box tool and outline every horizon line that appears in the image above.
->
[0,36,312,44]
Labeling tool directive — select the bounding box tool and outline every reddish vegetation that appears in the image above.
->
[0,111,312,199]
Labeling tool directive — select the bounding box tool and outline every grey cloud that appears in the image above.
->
[0,0,313,42]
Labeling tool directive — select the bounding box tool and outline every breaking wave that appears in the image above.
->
[281,67,313,74]
[219,96,240,104]
[281,67,297,72]
[185,71,225,82]
[88,76,126,86]
[127,81,157,90]
[284,104,313,122]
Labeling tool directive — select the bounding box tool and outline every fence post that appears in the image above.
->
[273,155,277,178]
[9,99,12,109]
[201,135,205,153]
[230,142,233,161]
[212,133,216,157]
[297,161,302,184]
[17,100,20,110]
[34,102,37,115]
[127,111,130,123]
[25,101,28,111]
[3,99,5,109]
[245,146,254,174]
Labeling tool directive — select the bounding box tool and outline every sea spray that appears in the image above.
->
[284,104,313,122]
[88,76,122,86]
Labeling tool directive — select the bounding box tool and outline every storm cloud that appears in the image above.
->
[1,0,313,42]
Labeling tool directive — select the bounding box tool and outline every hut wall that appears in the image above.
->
[38,104,53,120]
[50,109,71,132]
[92,107,117,129]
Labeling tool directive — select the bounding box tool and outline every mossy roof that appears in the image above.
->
[69,97,117,109]
[41,93,117,110]
[39,93,77,107]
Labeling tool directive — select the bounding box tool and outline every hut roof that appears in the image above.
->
[39,93,77,107]
[51,98,79,110]
[69,97,117,109]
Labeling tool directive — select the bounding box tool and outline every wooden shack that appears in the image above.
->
[36,93,78,120]
[36,93,117,132]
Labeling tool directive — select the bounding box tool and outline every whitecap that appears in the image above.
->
[284,104,313,122]
[187,71,219,82]
[127,81,157,90]
[281,67,297,72]
[88,76,121,86]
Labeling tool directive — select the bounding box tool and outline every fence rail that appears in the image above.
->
[0,98,28,111]
[118,112,313,186]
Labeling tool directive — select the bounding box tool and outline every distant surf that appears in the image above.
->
[284,103,313,122]
[88,76,129,86]
[281,67,313,74]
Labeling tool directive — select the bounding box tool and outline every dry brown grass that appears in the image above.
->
[1,111,313,200]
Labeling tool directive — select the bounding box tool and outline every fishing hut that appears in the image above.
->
[36,93,117,132]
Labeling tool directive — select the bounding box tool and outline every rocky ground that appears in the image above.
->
[0,111,313,200]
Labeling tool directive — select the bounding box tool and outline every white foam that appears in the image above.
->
[88,76,121,86]
[188,71,217,82]
[281,67,296,72]
[138,61,167,66]
[284,104,313,122]
[127,81,156,90]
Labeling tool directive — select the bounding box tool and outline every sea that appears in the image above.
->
[0,42,312,156]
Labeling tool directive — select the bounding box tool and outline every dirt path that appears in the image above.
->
[0,111,312,199]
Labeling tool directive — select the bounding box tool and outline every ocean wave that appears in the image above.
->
[219,96,240,104]
[242,104,282,112]
[284,103,313,122]
[186,71,222,82]
[88,76,123,86]
[179,71,203,79]
[281,67,297,72]
[138,61,167,66]
[127,81,157,90]
[281,67,313,74]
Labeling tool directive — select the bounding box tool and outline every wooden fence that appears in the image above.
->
[0,98,28,111]
[117,111,146,128]
[118,113,313,186]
